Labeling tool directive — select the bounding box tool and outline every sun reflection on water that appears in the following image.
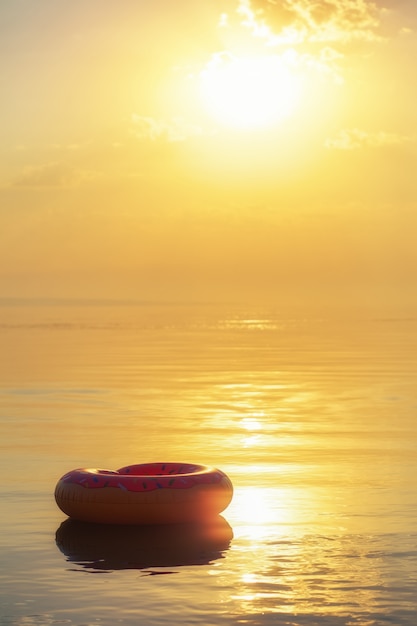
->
[241,415,264,431]
[222,476,398,621]
[218,318,283,331]
[226,531,390,620]
[228,483,305,542]
[241,434,262,448]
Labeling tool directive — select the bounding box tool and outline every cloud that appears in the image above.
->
[233,0,383,44]
[325,128,415,150]
[215,1,385,87]
[131,114,203,142]
[8,162,97,189]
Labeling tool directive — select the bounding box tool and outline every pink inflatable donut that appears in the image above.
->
[55,462,233,525]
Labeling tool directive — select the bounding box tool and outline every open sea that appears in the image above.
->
[1,299,416,626]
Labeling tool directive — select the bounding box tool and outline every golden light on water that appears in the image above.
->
[241,415,263,431]
[228,483,306,541]
[227,525,388,618]
[240,414,264,448]
[234,487,278,527]
[227,475,389,618]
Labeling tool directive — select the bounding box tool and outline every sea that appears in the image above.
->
[1,299,416,626]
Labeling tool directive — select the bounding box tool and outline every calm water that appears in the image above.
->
[1,300,417,625]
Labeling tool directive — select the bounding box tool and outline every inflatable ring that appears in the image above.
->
[55,462,233,525]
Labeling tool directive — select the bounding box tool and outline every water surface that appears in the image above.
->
[1,301,416,625]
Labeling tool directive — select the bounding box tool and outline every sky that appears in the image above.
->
[1,0,416,310]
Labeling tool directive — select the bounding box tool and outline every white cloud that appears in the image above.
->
[325,128,415,150]
[131,115,203,142]
[8,162,98,188]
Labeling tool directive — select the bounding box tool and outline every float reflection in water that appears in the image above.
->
[56,516,233,571]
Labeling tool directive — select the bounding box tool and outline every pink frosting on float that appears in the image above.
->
[60,462,226,493]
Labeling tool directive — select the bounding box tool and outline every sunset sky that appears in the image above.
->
[1,0,416,309]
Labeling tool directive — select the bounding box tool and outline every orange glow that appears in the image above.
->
[0,1,415,309]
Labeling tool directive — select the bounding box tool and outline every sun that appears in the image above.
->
[199,52,302,130]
